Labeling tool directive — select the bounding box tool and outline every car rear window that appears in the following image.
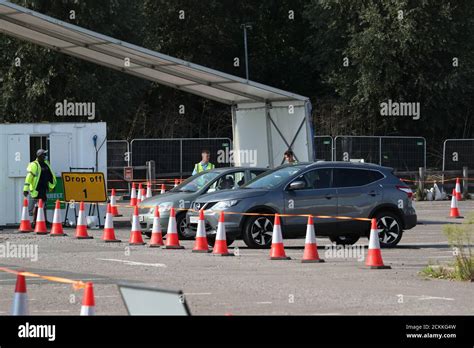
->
[334,168,383,188]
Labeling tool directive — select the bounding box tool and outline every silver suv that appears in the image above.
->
[186,162,417,248]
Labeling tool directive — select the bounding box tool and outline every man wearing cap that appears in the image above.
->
[23,149,57,224]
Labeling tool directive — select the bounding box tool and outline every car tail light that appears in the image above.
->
[396,185,413,199]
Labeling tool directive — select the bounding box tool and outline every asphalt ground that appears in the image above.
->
[0,200,472,315]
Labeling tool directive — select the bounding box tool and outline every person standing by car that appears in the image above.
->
[284,149,298,164]
[192,149,215,175]
[23,149,57,225]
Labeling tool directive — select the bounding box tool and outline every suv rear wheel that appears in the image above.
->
[243,215,274,249]
[329,235,360,246]
[372,211,403,248]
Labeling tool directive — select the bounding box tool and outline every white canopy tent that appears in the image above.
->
[0,0,314,167]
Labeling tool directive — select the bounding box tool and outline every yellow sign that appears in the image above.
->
[62,172,107,202]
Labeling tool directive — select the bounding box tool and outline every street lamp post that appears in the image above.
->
[241,23,252,80]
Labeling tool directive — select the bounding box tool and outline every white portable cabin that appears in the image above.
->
[0,122,107,226]
[0,0,314,169]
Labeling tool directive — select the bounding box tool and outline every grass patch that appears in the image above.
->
[421,214,474,281]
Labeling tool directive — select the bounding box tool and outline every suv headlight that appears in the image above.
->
[211,200,239,210]
[158,202,173,212]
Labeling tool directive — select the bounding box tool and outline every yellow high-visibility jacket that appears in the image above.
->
[23,160,57,198]
[194,162,215,174]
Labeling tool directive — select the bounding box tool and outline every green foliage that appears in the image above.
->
[414,187,425,201]
[443,214,474,281]
[423,214,474,281]
[0,0,473,155]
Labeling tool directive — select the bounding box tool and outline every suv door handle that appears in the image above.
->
[325,194,334,199]
[368,190,377,197]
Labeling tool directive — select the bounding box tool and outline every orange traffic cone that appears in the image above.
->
[449,189,463,218]
[160,184,166,194]
[365,218,391,269]
[11,272,28,315]
[193,210,210,253]
[141,188,146,202]
[80,282,95,316]
[18,198,33,233]
[455,178,462,201]
[110,189,121,217]
[34,199,48,235]
[163,207,184,249]
[269,214,290,260]
[137,183,143,204]
[301,216,324,263]
[129,206,146,245]
[101,204,121,242]
[130,183,137,206]
[146,182,152,199]
[75,202,93,239]
[149,206,164,247]
[50,200,66,236]
[212,212,234,256]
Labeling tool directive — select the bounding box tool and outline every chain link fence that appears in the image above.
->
[130,138,232,180]
[314,136,426,171]
[106,140,130,193]
[313,136,333,161]
[443,139,474,171]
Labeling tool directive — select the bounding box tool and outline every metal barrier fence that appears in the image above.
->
[379,137,426,171]
[106,140,130,193]
[130,138,232,179]
[313,136,426,170]
[314,136,333,161]
[442,139,474,171]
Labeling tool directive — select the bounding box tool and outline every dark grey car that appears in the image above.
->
[137,167,267,239]
[186,162,417,248]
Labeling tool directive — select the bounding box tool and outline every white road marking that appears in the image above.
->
[32,309,71,313]
[418,295,455,301]
[403,295,455,301]
[256,301,272,304]
[97,258,167,268]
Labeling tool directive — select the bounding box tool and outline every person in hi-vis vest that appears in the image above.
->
[23,149,57,224]
[192,149,215,175]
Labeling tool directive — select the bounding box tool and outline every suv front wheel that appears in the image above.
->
[243,215,274,249]
[372,211,403,248]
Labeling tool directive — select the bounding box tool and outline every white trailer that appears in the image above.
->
[233,100,313,167]
[0,122,107,226]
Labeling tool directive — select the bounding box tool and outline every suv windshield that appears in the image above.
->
[242,165,304,189]
[172,171,221,193]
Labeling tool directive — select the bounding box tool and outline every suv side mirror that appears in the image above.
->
[289,180,306,190]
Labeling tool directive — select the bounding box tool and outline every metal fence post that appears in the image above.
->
[418,167,425,194]
[379,137,382,165]
[462,166,468,198]
[146,160,155,183]
[179,139,183,178]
